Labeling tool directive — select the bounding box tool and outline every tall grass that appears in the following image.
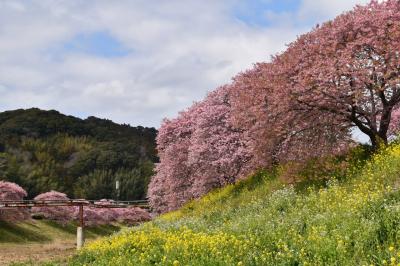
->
[71,144,400,265]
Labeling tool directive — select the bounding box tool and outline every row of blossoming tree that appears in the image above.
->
[0,181,150,225]
[148,0,400,214]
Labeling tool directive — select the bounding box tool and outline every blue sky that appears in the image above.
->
[63,31,131,58]
[234,0,302,27]
[0,0,369,132]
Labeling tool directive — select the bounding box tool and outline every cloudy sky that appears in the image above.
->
[0,0,370,128]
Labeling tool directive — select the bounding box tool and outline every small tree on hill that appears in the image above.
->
[31,190,75,225]
[0,181,29,221]
[114,207,151,225]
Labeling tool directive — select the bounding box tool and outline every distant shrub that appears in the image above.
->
[76,199,151,226]
[116,207,151,225]
[0,181,29,222]
[90,199,119,225]
[32,190,75,225]
[75,206,107,226]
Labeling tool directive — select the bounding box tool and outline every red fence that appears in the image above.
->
[0,199,150,249]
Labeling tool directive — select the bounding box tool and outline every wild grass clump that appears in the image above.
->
[71,144,400,265]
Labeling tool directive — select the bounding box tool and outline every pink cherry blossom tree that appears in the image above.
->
[148,104,200,213]
[148,0,400,214]
[92,199,151,225]
[92,199,119,224]
[273,0,400,150]
[115,207,151,225]
[32,191,75,225]
[229,61,352,167]
[229,63,286,166]
[187,85,253,198]
[0,181,30,222]
[74,206,106,226]
[149,86,255,213]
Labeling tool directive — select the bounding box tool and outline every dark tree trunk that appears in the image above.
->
[369,133,388,151]
[349,105,390,151]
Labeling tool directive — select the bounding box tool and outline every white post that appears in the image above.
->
[116,180,120,201]
[77,226,84,249]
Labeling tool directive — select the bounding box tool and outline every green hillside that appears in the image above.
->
[70,143,400,265]
[0,108,157,200]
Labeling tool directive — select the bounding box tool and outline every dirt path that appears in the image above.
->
[0,239,75,265]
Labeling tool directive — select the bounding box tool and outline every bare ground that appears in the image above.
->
[0,220,122,266]
[0,239,75,266]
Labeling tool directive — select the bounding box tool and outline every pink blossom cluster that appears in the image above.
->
[149,0,400,213]
[0,183,151,225]
[31,191,75,225]
[77,199,151,226]
[268,0,400,149]
[77,206,151,226]
[78,199,123,226]
[114,207,151,225]
[0,181,30,222]
[389,108,400,139]
[148,86,254,213]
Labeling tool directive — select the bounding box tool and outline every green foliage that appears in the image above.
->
[71,144,400,265]
[0,108,157,200]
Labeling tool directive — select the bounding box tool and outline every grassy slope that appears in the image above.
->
[0,220,122,265]
[71,144,400,266]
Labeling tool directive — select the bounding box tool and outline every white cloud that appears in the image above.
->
[0,0,371,127]
[84,80,125,97]
[298,0,370,22]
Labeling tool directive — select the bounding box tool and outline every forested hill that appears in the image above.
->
[0,108,158,200]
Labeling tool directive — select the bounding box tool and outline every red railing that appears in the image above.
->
[0,199,150,249]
